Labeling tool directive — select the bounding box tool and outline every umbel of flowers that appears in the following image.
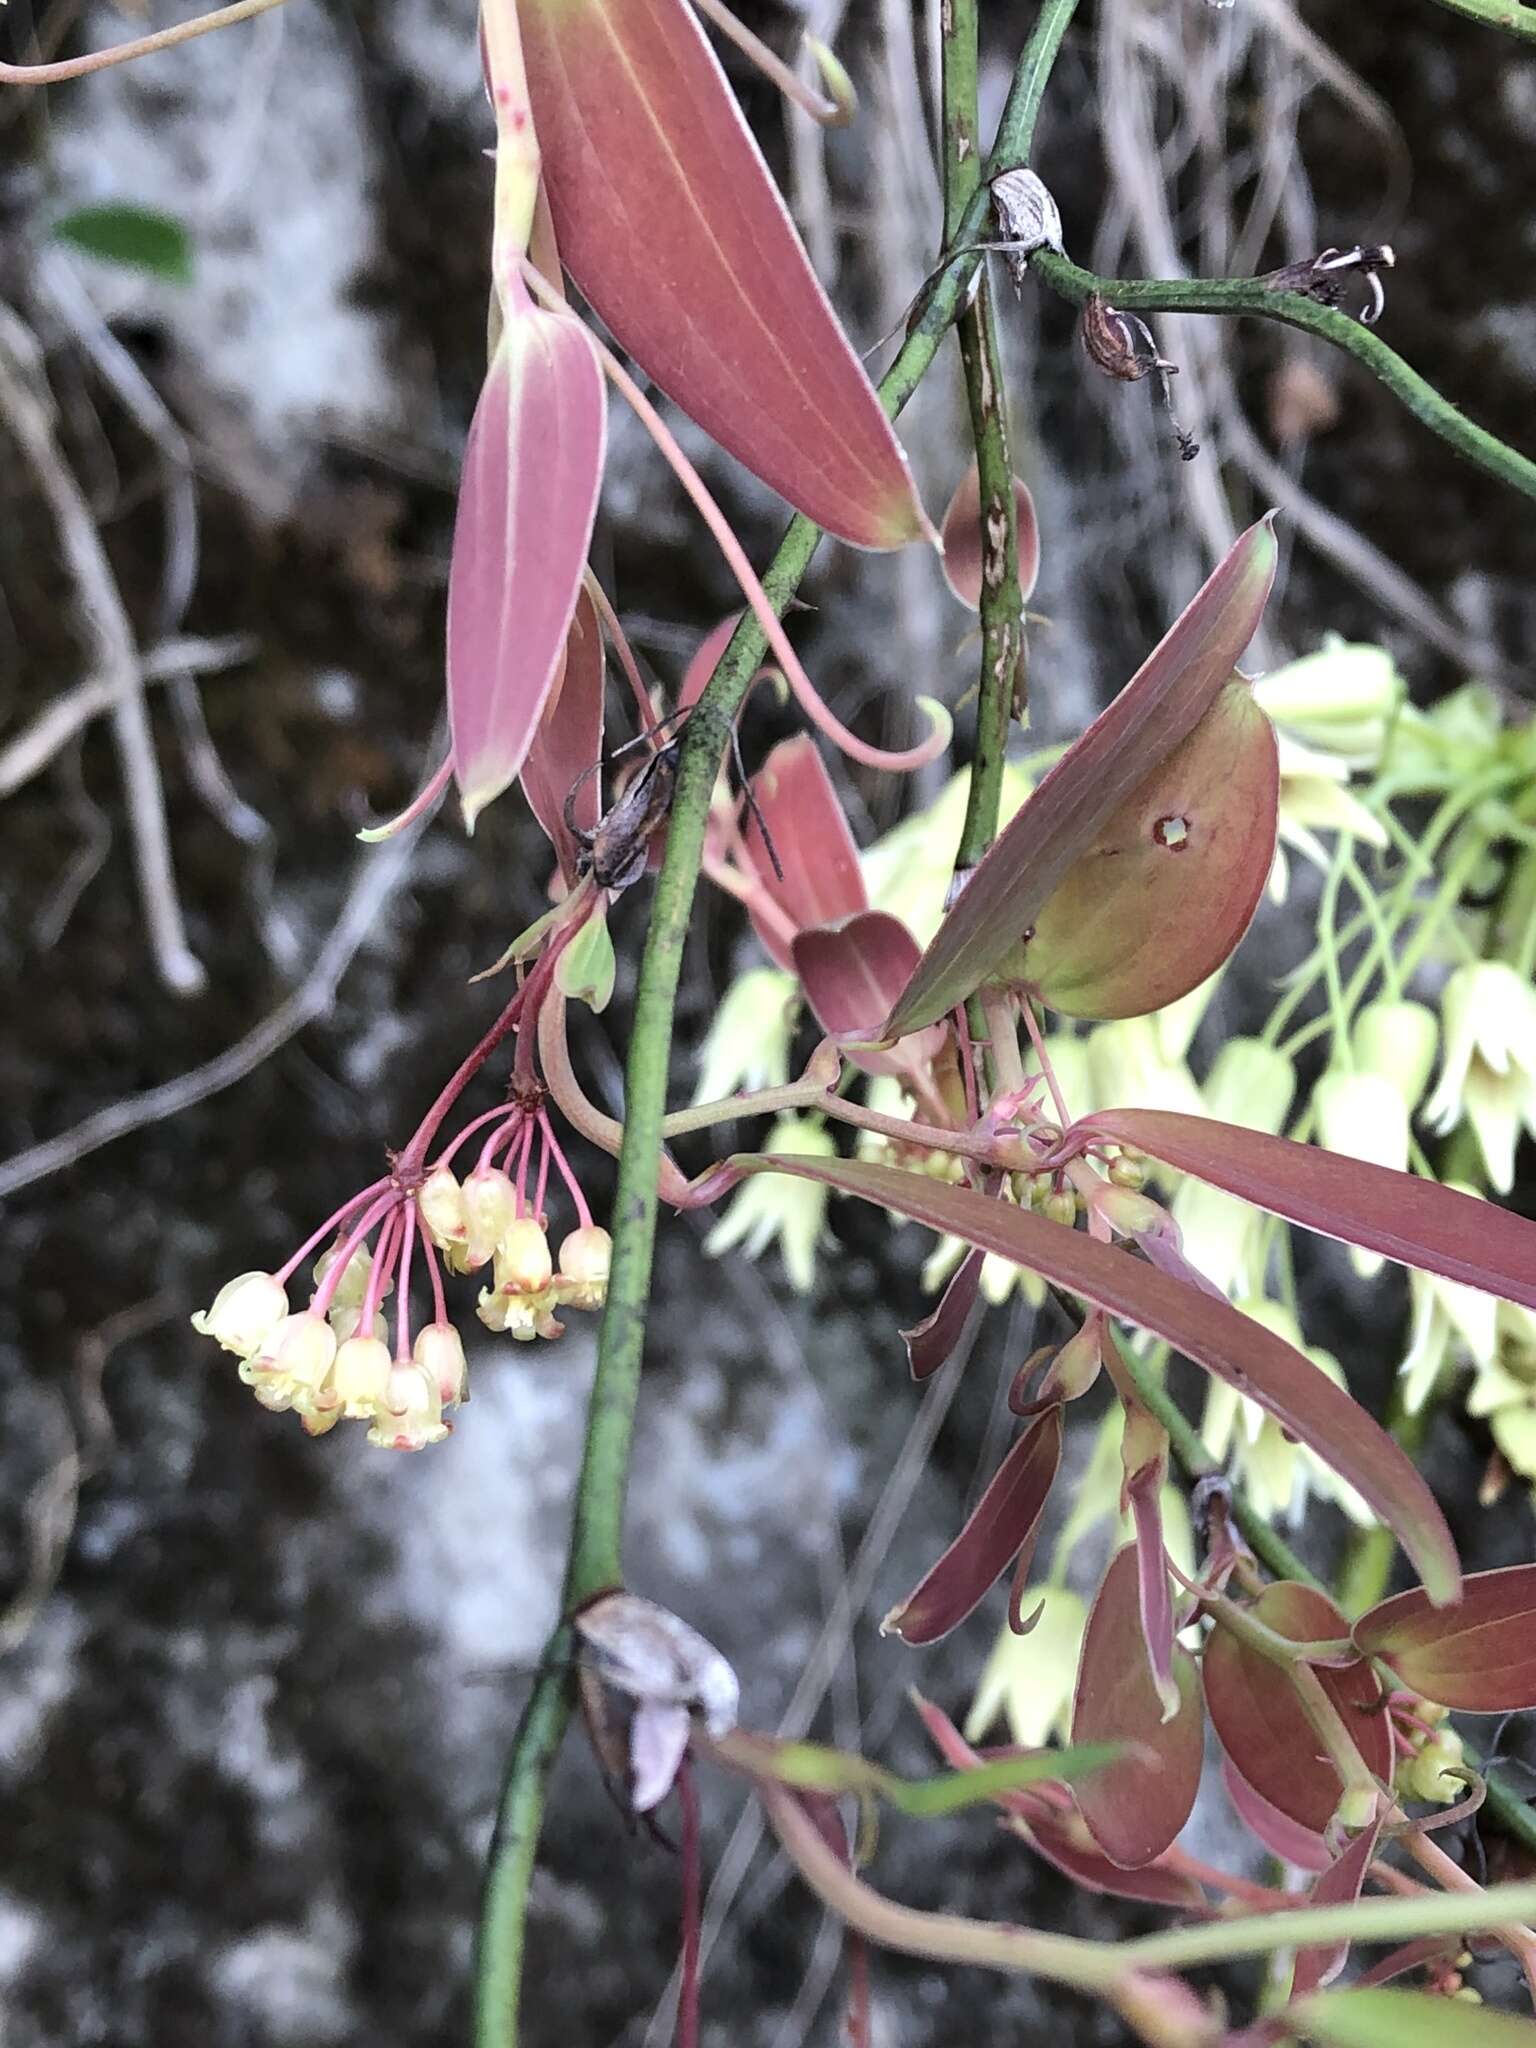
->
[193,912,612,1451]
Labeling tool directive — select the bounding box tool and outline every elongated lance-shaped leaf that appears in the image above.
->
[1080,1109,1536,1312]
[883,1406,1062,1645]
[521,586,605,886]
[519,0,928,550]
[1354,1564,1536,1711]
[1292,1988,1536,2048]
[744,735,867,970]
[737,1154,1460,1603]
[882,517,1277,1038]
[1019,680,1279,1020]
[1071,1544,1203,1869]
[448,304,606,829]
[1291,1814,1384,2000]
[1202,1583,1391,1835]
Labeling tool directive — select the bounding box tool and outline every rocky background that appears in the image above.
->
[1,3,1535,2044]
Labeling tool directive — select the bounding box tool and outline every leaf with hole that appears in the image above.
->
[883,516,1277,1037]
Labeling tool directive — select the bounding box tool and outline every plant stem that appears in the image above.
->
[471,8,1089,2032]
[1421,0,1536,39]
[1027,249,1536,507]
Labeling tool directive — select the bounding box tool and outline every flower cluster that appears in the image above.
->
[192,1097,611,1451]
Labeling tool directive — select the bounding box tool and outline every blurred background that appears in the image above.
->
[1,1,1535,2041]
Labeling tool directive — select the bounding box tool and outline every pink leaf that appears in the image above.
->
[448,310,606,829]
[521,586,606,886]
[679,615,742,713]
[1020,680,1279,1020]
[902,1249,983,1382]
[883,516,1278,1037]
[520,0,928,550]
[1071,1544,1204,1868]
[1080,1109,1536,1313]
[739,1153,1461,1605]
[1354,1564,1536,1712]
[883,1406,1062,1645]
[792,912,947,1078]
[1202,1583,1392,1835]
[1222,1757,1331,1872]
[744,735,867,967]
[1291,1813,1384,1998]
[939,462,1041,608]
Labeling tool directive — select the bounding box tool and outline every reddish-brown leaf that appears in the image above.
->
[1291,1814,1385,1999]
[1354,1565,1536,1712]
[938,462,1040,608]
[1222,1757,1331,1871]
[744,736,866,969]
[883,516,1277,1037]
[1020,680,1278,1020]
[902,1249,983,1382]
[884,1406,1062,1645]
[793,911,921,1043]
[520,0,927,549]
[1072,1544,1204,1868]
[521,586,605,886]
[738,1154,1461,1605]
[448,310,606,827]
[913,1693,1206,1909]
[1080,1109,1536,1314]
[1202,1583,1391,1835]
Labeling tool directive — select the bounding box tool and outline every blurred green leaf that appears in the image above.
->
[1293,1987,1536,2047]
[757,1735,1121,1817]
[52,204,193,284]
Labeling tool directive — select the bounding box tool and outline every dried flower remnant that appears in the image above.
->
[574,1592,739,1814]
[1262,244,1396,326]
[1079,293,1198,462]
[988,168,1065,295]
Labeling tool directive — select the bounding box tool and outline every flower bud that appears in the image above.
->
[1041,1189,1077,1227]
[556,1225,612,1310]
[415,1322,468,1407]
[331,1334,393,1418]
[367,1360,450,1451]
[1352,998,1439,1110]
[313,1241,377,1311]
[495,1217,554,1296]
[461,1167,519,1270]
[1399,1727,1465,1806]
[191,1271,289,1358]
[417,1166,470,1258]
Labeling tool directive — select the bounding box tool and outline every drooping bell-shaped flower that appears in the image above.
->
[555,1225,611,1310]
[415,1323,469,1408]
[331,1334,394,1419]
[705,1115,836,1294]
[1424,961,1536,1193]
[191,1271,289,1360]
[367,1359,450,1452]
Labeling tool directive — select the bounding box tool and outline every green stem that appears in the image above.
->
[1422,0,1536,39]
[1027,249,1536,507]
[472,10,1085,2039]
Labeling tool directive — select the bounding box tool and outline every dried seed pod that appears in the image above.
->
[573,1591,739,1737]
[989,168,1064,292]
[1080,293,1157,383]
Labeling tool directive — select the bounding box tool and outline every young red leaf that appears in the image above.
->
[1354,1564,1536,1711]
[792,912,946,1078]
[1079,1109,1536,1313]
[448,309,605,829]
[939,462,1041,608]
[738,1154,1461,1604]
[1291,1813,1385,2000]
[913,1693,1207,1909]
[519,0,928,550]
[744,735,866,969]
[902,1249,983,1382]
[1071,1544,1204,1868]
[1202,1583,1391,1835]
[883,516,1278,1037]
[1291,1986,1536,2048]
[1019,679,1278,1020]
[883,1406,1062,1645]
[1221,1757,1331,1872]
[521,586,606,886]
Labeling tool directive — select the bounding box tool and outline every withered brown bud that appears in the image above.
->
[1080,294,1156,383]
[1261,243,1395,325]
